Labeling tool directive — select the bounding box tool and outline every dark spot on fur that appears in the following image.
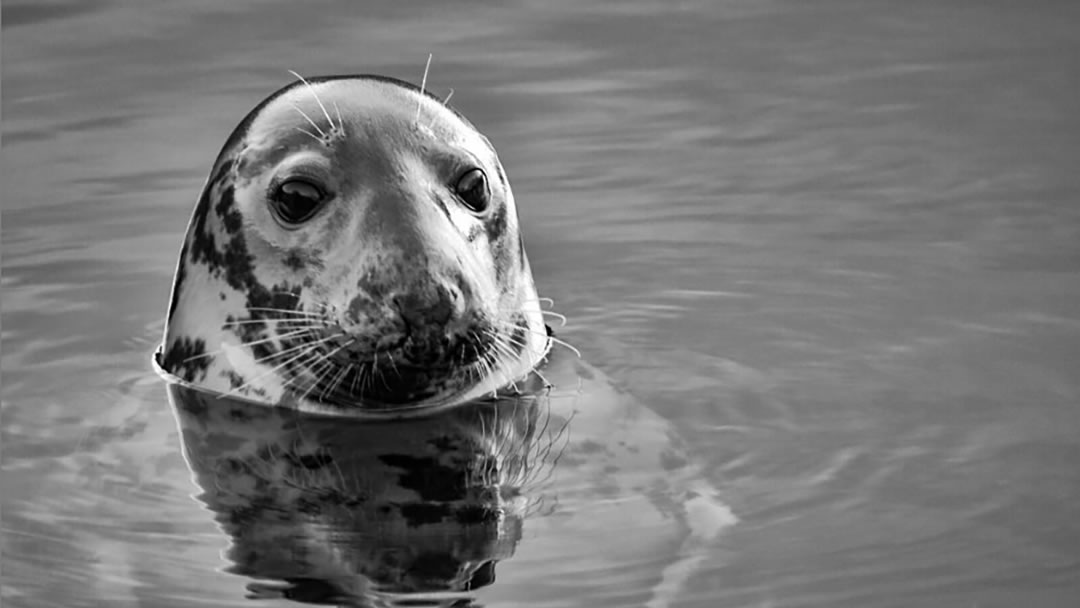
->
[484,202,507,246]
[162,337,210,382]
[400,503,451,526]
[465,224,483,243]
[245,281,303,312]
[188,176,264,301]
[484,203,516,286]
[283,251,305,271]
[378,454,468,502]
[225,370,245,389]
[220,292,226,301]
[215,186,244,234]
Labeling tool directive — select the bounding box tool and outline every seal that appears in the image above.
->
[156,74,551,416]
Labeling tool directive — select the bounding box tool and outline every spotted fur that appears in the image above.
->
[159,75,550,415]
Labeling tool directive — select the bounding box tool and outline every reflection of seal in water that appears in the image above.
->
[164,347,735,608]
[167,370,554,603]
[157,74,550,415]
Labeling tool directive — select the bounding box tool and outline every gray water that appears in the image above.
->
[3,1,1080,606]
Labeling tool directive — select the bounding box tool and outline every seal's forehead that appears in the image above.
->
[243,77,489,153]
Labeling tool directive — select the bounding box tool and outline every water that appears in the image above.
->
[3,0,1080,606]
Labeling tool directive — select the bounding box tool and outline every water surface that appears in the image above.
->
[4,1,1080,606]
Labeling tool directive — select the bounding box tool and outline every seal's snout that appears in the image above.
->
[392,285,459,328]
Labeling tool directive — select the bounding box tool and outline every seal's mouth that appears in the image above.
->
[291,324,504,408]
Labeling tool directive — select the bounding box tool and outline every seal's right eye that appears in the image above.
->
[270,179,326,225]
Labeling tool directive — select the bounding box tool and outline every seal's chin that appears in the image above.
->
[293,328,504,409]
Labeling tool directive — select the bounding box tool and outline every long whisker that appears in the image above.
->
[219,337,331,399]
[332,99,344,134]
[295,127,323,143]
[221,318,321,328]
[299,355,336,402]
[322,340,356,400]
[251,335,335,365]
[490,320,581,358]
[245,307,324,318]
[539,310,568,325]
[481,329,520,394]
[498,307,567,326]
[291,103,327,138]
[178,327,318,364]
[288,69,336,131]
[416,53,432,124]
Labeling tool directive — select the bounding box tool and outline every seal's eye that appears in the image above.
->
[270,179,326,225]
[454,168,490,214]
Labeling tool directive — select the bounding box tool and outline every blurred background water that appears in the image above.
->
[3,0,1080,606]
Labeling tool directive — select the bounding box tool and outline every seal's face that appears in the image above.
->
[159,76,549,413]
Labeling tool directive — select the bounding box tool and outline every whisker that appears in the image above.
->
[443,88,454,104]
[177,327,315,364]
[533,367,553,390]
[304,338,353,402]
[481,329,519,394]
[233,328,318,350]
[332,99,344,134]
[245,307,323,318]
[539,310,568,326]
[221,318,320,328]
[291,103,327,138]
[219,339,327,399]
[250,334,334,365]
[490,320,581,358]
[416,52,432,124]
[295,127,323,143]
[288,69,337,131]
[499,307,567,326]
[299,355,336,402]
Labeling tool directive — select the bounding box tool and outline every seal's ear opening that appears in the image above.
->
[465,560,497,590]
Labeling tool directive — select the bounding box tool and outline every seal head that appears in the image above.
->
[158,75,549,415]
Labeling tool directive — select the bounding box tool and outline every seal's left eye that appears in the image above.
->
[270,179,326,224]
[454,168,490,214]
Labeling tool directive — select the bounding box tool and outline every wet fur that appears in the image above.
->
[161,76,550,413]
